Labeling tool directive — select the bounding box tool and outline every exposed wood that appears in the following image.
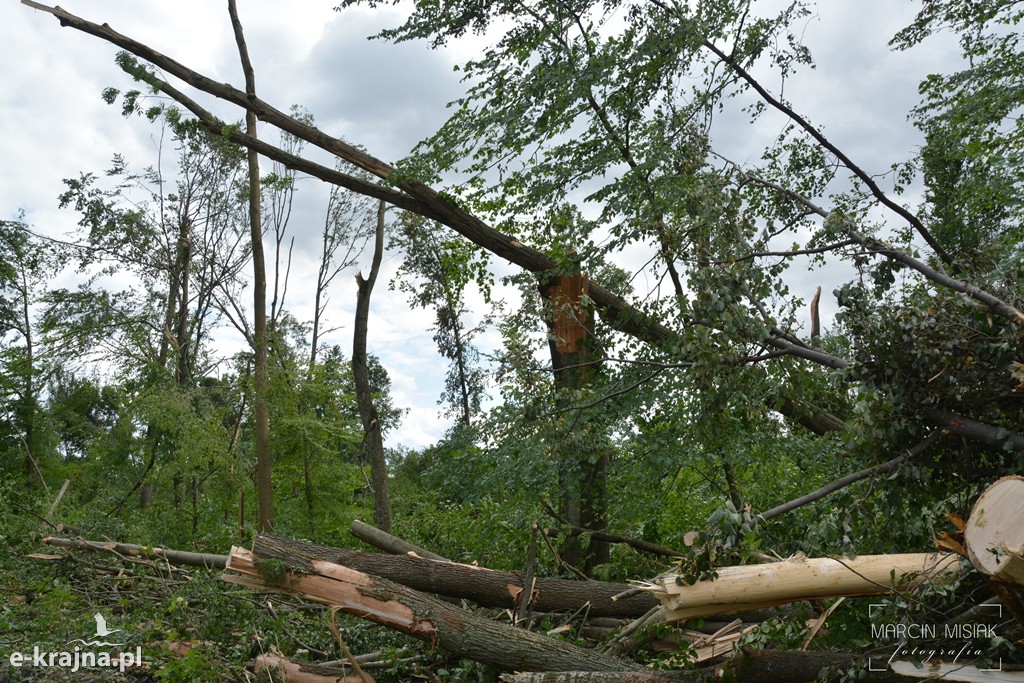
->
[253,534,659,618]
[21,0,1024,465]
[540,269,608,573]
[349,520,448,561]
[499,648,922,683]
[651,553,959,622]
[965,476,1024,587]
[40,479,70,529]
[254,654,365,683]
[889,661,1024,682]
[41,536,227,569]
[224,545,643,673]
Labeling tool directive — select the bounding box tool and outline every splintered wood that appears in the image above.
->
[648,553,959,622]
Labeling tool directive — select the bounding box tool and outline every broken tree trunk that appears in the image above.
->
[224,545,642,673]
[650,553,958,622]
[349,520,449,561]
[965,475,1024,587]
[253,534,658,618]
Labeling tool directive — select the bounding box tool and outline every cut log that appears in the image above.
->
[41,536,227,569]
[224,546,643,673]
[650,553,958,622]
[349,520,448,561]
[965,476,1024,587]
[253,534,659,618]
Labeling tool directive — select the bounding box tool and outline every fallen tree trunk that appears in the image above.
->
[499,648,918,683]
[349,520,448,561]
[224,545,643,673]
[41,536,227,569]
[253,534,659,618]
[651,553,958,622]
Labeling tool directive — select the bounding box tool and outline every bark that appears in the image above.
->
[353,201,391,532]
[349,520,448,561]
[500,649,920,683]
[224,545,643,673]
[42,536,227,569]
[964,476,1024,586]
[253,534,659,618]
[923,408,1024,451]
[227,0,273,533]
[540,269,609,573]
[653,553,959,622]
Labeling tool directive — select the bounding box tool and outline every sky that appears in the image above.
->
[1,0,960,450]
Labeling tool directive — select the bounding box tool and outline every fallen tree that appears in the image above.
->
[40,536,227,569]
[223,544,645,673]
[649,553,959,622]
[252,534,659,618]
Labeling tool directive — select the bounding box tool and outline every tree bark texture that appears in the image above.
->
[253,534,659,618]
[353,201,391,533]
[349,520,449,561]
[224,545,643,673]
[539,268,609,573]
[228,0,273,533]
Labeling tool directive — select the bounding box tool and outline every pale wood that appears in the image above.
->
[965,476,1024,586]
[890,660,1024,681]
[652,553,958,622]
[223,546,643,673]
[254,654,365,683]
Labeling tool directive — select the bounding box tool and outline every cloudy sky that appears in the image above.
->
[1,0,958,449]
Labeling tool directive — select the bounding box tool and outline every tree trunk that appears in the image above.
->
[253,534,660,618]
[653,553,959,622]
[540,268,609,573]
[353,200,391,532]
[42,536,227,568]
[224,545,643,673]
[349,520,448,561]
[228,0,273,533]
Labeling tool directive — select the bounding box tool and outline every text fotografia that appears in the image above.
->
[8,646,143,673]
[868,603,1004,672]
